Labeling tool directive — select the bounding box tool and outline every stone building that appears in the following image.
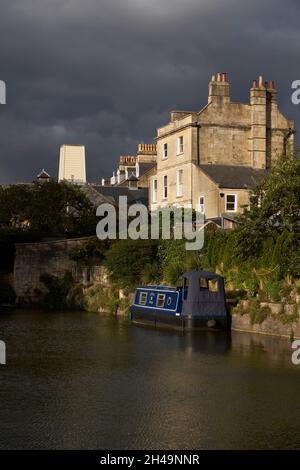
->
[58,144,86,184]
[149,73,295,220]
[103,143,157,189]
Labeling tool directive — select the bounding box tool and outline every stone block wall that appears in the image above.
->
[13,236,105,302]
[232,300,300,339]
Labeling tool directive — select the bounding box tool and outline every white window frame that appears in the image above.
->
[139,292,147,305]
[177,136,184,155]
[152,179,157,203]
[198,196,205,214]
[163,175,168,199]
[163,143,168,159]
[225,193,237,212]
[156,294,165,308]
[176,169,183,197]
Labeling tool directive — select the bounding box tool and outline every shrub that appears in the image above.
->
[40,272,74,310]
[264,280,281,302]
[104,239,159,289]
[163,260,185,285]
[278,305,299,325]
[249,301,271,325]
[84,286,119,314]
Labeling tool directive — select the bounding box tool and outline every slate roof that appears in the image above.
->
[80,185,113,206]
[199,164,268,189]
[92,185,148,206]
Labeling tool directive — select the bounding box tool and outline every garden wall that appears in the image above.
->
[13,236,108,303]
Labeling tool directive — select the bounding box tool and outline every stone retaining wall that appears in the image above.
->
[13,236,107,303]
[232,300,300,339]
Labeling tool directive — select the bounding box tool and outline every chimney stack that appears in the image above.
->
[250,75,268,169]
[208,71,230,105]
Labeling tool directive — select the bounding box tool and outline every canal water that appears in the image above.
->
[0,309,300,450]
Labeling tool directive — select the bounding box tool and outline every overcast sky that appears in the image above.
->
[0,0,300,183]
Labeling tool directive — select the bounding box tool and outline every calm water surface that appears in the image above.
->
[0,309,300,449]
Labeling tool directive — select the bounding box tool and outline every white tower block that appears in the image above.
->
[58,145,86,184]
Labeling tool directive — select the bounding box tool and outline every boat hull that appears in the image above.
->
[130,308,230,331]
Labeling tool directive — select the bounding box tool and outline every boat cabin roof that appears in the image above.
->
[136,285,177,291]
[182,271,223,281]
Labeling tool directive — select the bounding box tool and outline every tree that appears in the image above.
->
[0,180,97,236]
[104,239,159,289]
[234,154,300,260]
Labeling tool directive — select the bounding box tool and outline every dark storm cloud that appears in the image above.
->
[1,0,300,183]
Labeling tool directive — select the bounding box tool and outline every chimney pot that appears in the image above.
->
[258,75,264,88]
[217,72,221,82]
[211,74,216,82]
[269,79,275,89]
[252,79,257,88]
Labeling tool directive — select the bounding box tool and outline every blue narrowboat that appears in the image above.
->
[130,271,230,330]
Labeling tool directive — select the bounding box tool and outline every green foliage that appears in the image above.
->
[263,280,281,303]
[40,272,75,310]
[277,305,299,325]
[104,239,159,289]
[84,286,119,314]
[0,181,97,237]
[280,283,293,301]
[249,302,271,325]
[141,261,162,284]
[234,155,300,271]
[68,237,110,264]
[66,284,85,310]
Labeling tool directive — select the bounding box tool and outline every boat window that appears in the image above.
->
[167,296,172,306]
[199,278,208,289]
[139,292,147,305]
[156,294,165,307]
[208,279,219,292]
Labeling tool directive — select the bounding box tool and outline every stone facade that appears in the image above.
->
[149,72,295,218]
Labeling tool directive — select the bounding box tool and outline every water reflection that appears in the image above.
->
[0,310,299,450]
